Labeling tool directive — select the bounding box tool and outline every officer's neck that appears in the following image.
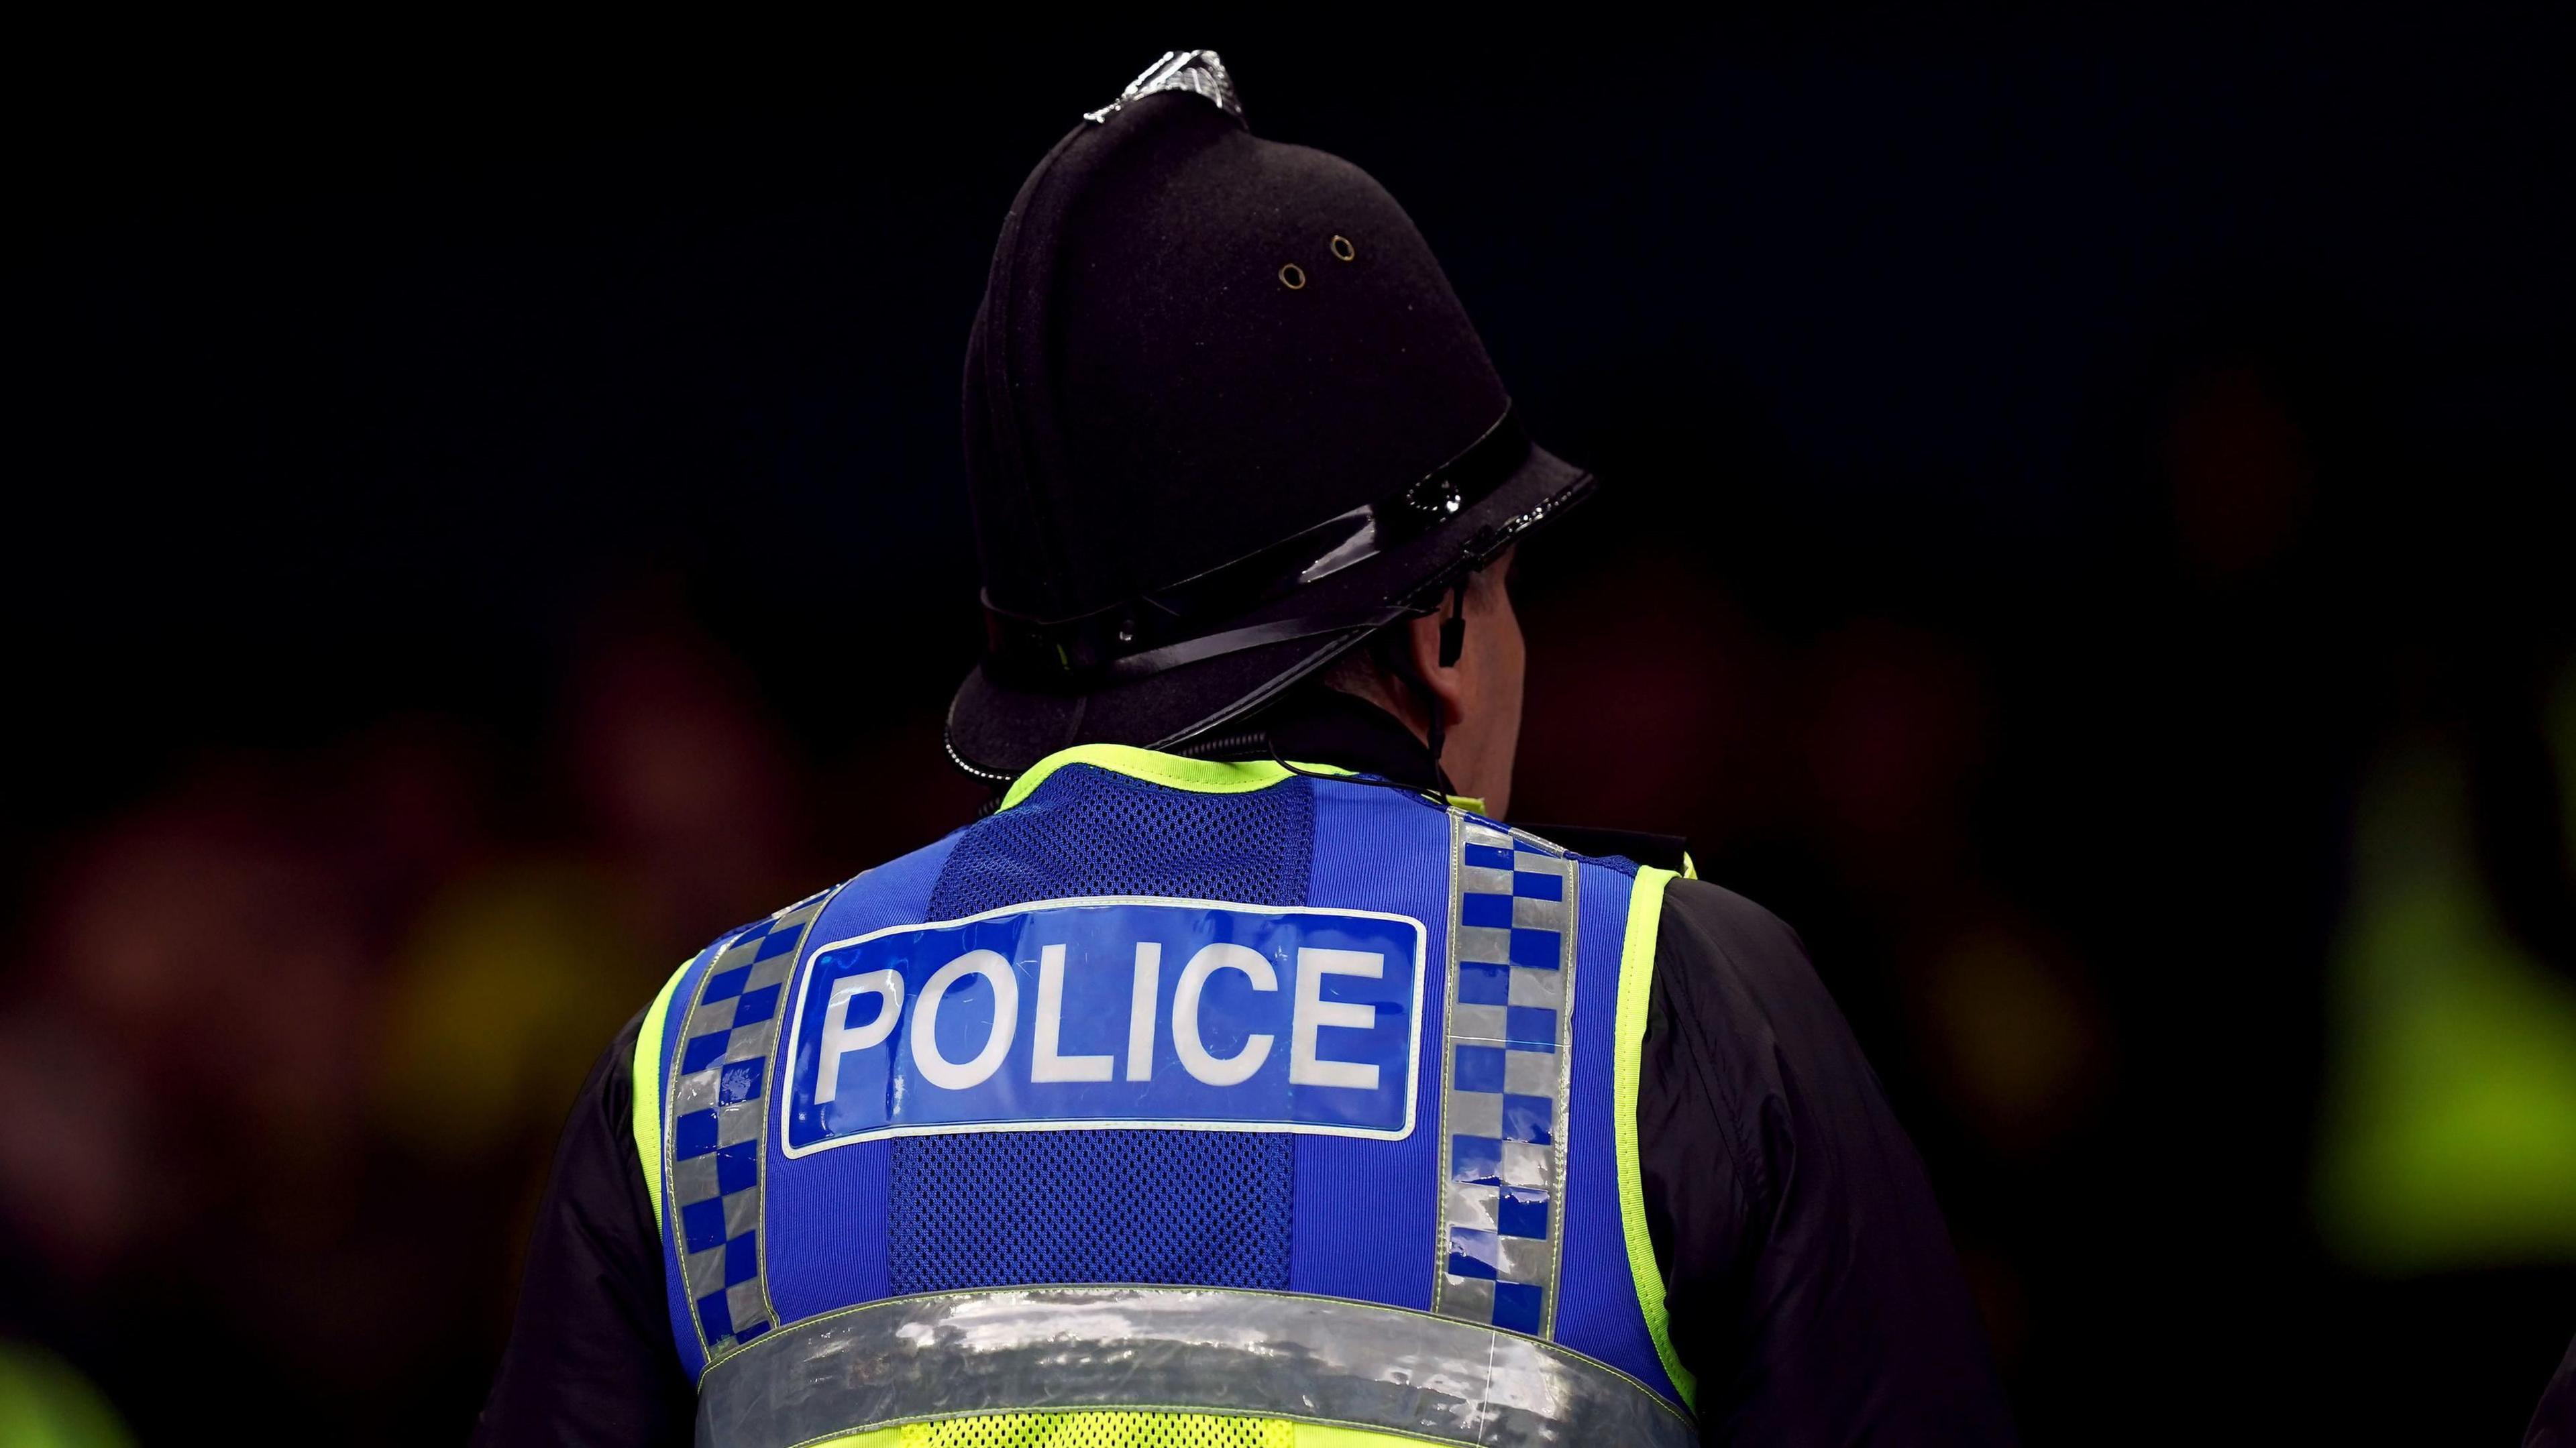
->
[1210,686,1453,797]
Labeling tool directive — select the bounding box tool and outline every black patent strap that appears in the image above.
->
[1093,604,1413,681]
[693,1286,1693,1448]
[981,407,1534,687]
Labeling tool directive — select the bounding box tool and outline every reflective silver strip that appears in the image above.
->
[1434,814,1579,1335]
[666,887,839,1358]
[695,1286,1691,1448]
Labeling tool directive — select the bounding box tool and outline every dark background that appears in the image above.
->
[7,15,2572,1443]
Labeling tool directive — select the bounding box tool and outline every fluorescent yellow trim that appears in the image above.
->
[1679,851,1698,881]
[631,954,695,1225]
[1000,744,1352,812]
[1444,795,1487,814]
[1615,867,1696,1409]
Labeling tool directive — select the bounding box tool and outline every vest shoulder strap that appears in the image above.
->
[1610,864,1695,1410]
[632,950,700,1225]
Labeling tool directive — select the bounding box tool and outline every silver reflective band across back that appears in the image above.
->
[694,1286,1694,1448]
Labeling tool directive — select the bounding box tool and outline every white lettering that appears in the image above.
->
[1173,942,1275,1086]
[1031,944,1114,1082]
[1126,941,1162,1082]
[912,949,1018,1091]
[816,969,904,1104]
[1289,948,1383,1090]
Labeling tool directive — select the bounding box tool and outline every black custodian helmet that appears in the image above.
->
[947,51,1595,783]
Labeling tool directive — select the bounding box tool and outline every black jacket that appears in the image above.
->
[473,700,2018,1446]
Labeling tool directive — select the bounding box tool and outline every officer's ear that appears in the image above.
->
[1399,608,1469,732]
[1400,556,1511,731]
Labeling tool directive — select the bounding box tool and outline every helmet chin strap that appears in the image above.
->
[1415,675,1444,769]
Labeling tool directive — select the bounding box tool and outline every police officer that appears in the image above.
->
[477,52,2017,1447]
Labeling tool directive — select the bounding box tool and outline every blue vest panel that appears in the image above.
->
[644,751,1684,1418]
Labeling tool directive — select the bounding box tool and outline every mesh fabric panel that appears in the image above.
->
[890,765,1312,1295]
[887,1124,1295,1289]
[928,765,1315,917]
[900,1411,1297,1447]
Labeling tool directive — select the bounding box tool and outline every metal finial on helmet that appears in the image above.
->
[1084,50,1242,125]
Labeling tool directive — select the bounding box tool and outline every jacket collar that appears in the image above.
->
[996,690,1456,813]
[992,689,1692,873]
[1220,687,1450,795]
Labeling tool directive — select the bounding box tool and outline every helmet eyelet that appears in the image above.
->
[1279,263,1307,290]
[1330,235,1356,262]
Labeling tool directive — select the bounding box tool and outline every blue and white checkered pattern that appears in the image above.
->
[1434,816,1576,1337]
[667,886,833,1358]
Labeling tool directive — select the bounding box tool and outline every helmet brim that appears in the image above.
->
[945,441,1593,783]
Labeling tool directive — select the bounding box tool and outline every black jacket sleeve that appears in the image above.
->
[1638,877,2018,1445]
[472,1010,696,1448]
[2530,1331,2576,1446]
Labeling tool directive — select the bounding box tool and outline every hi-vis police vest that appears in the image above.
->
[634,746,1699,1448]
